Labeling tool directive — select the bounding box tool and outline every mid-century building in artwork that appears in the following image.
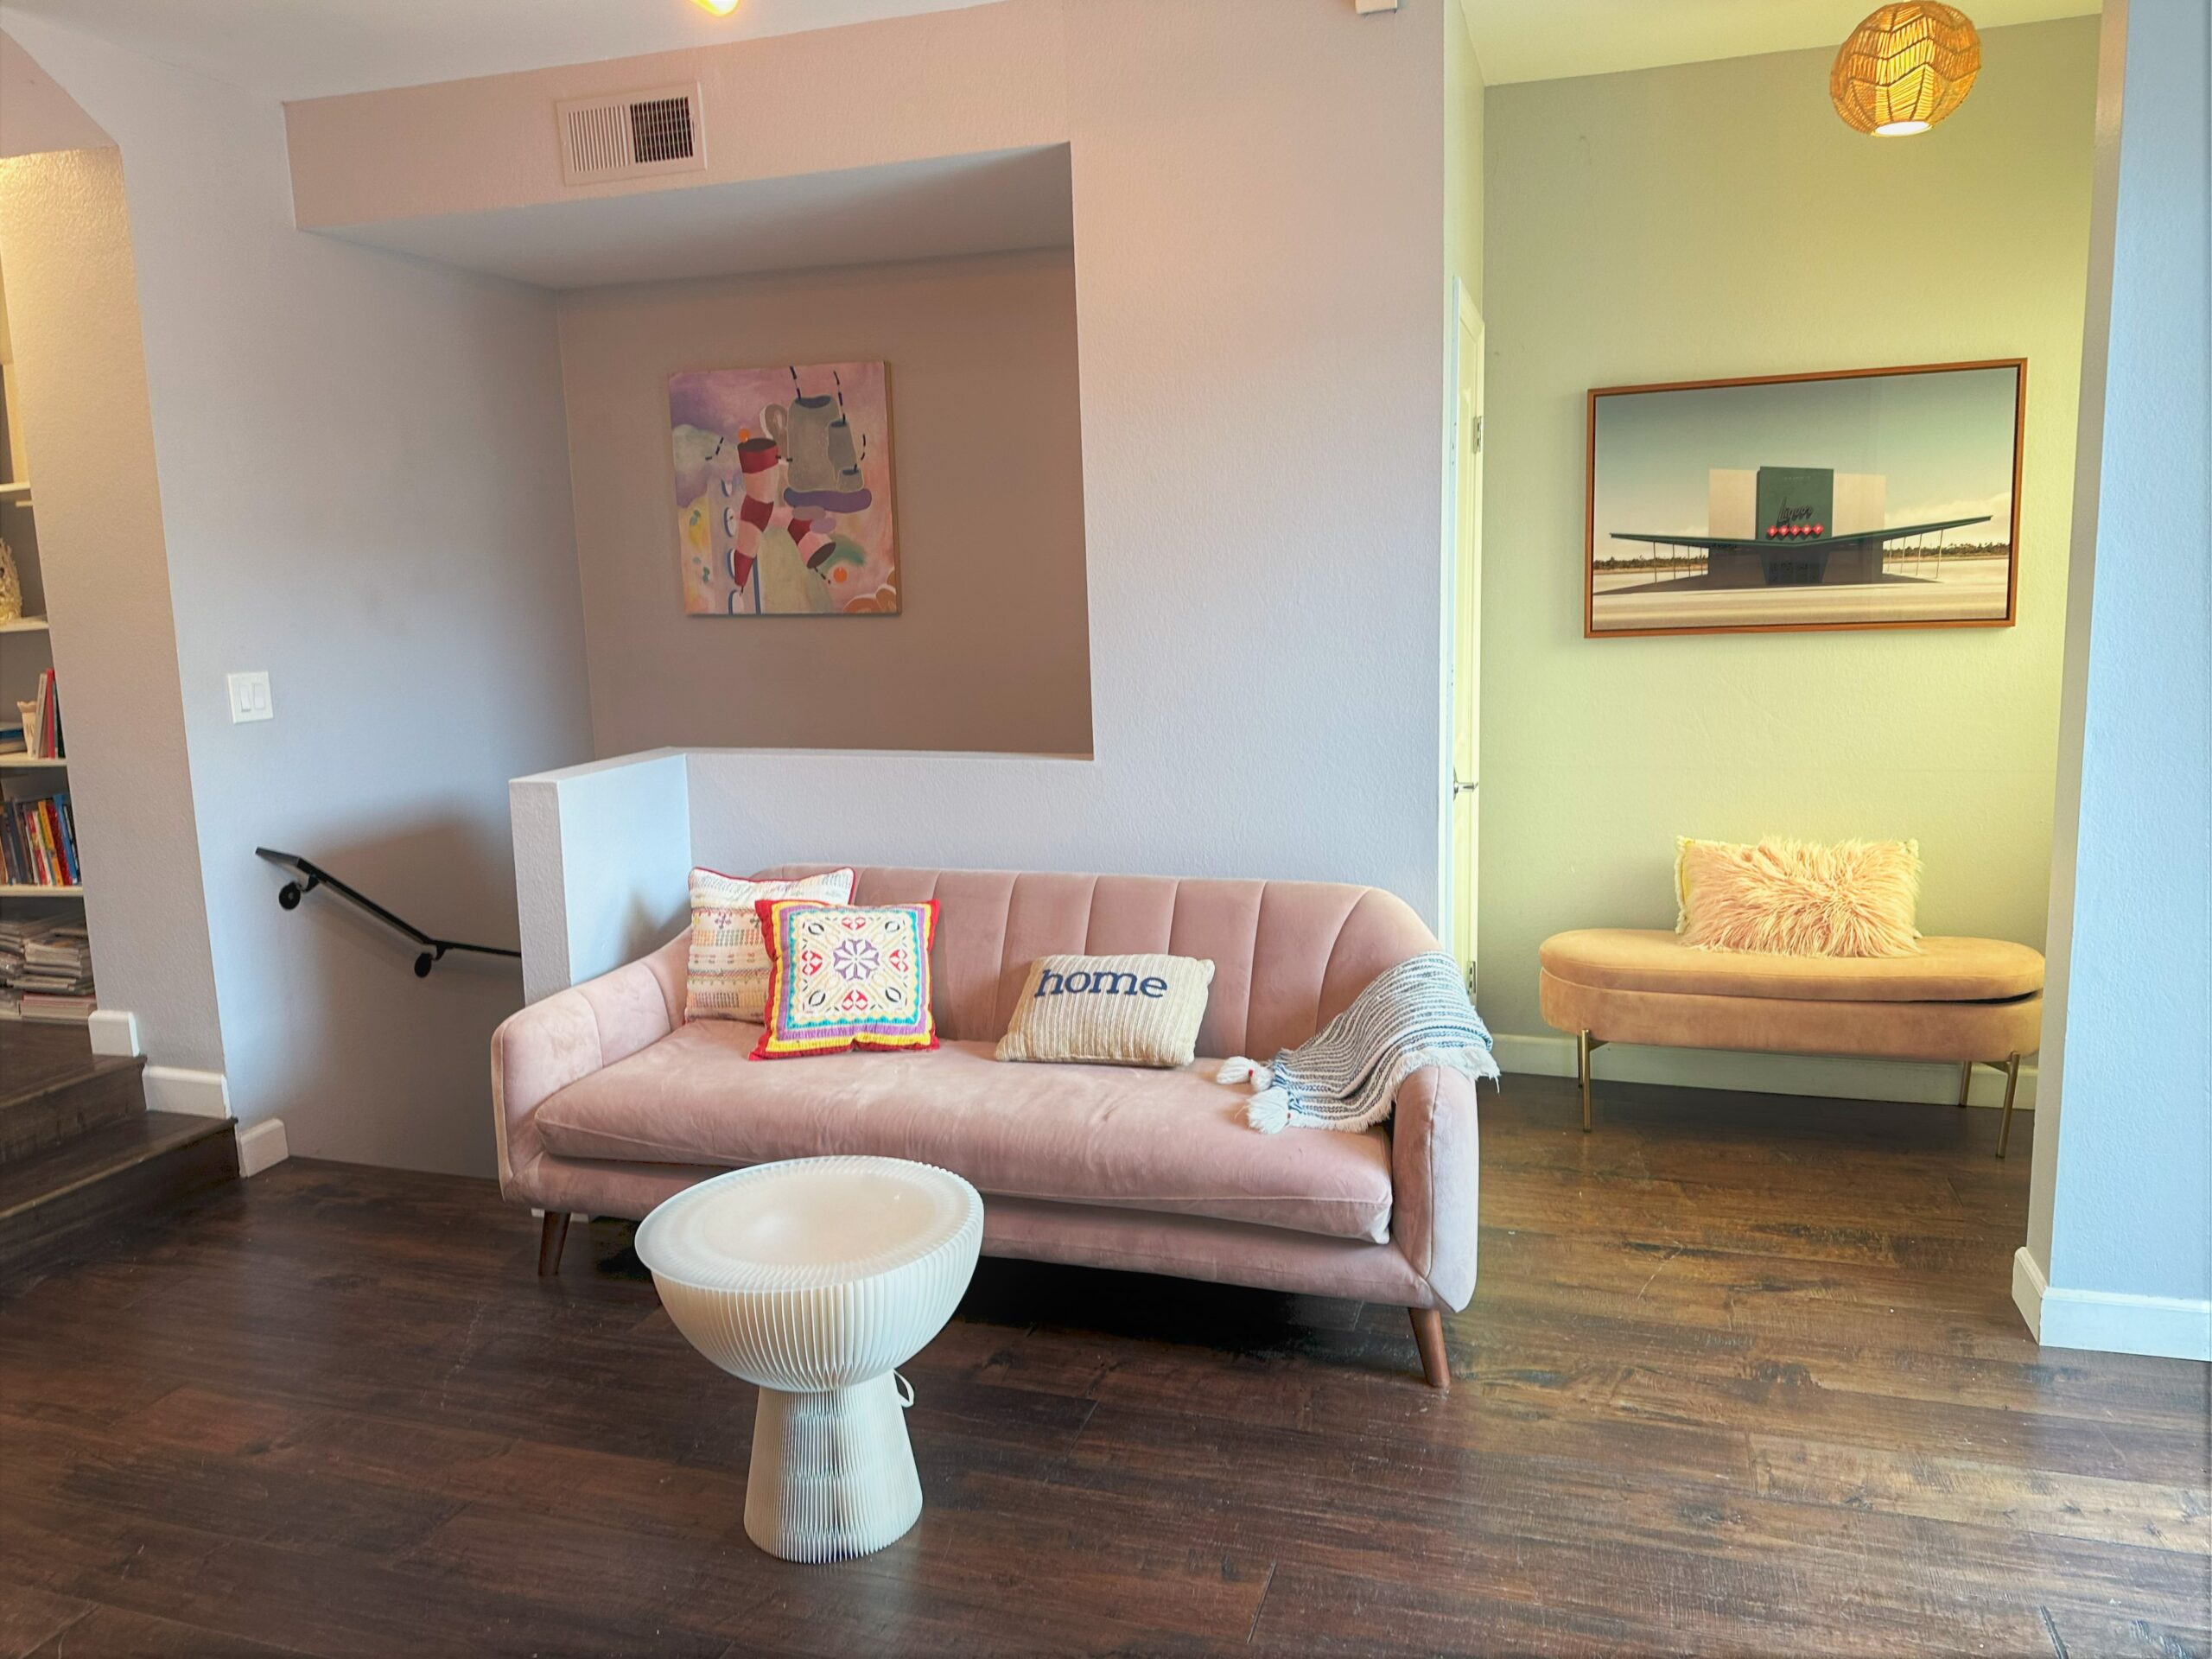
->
[1611,466,1990,588]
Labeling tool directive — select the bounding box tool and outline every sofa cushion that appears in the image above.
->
[534,1022,1393,1244]
[1539,928,2044,1002]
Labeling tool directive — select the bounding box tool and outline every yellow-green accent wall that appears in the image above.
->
[1478,17,2101,1098]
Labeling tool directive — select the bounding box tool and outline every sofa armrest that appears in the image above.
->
[1389,1065,1483,1311]
[491,931,687,1201]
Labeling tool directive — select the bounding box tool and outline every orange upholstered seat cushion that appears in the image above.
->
[1538,929,2044,1003]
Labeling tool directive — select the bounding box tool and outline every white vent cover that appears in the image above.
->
[556,86,706,186]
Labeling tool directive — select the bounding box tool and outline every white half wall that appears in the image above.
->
[512,749,691,1001]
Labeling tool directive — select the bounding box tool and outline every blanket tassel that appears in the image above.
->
[1244,1086,1292,1135]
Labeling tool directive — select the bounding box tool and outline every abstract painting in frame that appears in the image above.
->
[1586,359,2025,638]
[671,361,899,615]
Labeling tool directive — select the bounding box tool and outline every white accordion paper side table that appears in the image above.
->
[636,1156,984,1563]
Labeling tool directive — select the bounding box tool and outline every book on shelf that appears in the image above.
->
[0,721,22,756]
[16,668,63,760]
[0,789,80,886]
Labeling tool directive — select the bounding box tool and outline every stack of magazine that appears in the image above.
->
[1,917,96,1020]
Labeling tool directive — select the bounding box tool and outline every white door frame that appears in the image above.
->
[1440,277,1484,978]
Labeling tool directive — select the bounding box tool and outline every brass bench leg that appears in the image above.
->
[1995,1054,2024,1160]
[1577,1031,1604,1133]
[1956,1060,1974,1108]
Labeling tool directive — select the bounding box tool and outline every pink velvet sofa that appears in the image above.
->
[492,866,1479,1387]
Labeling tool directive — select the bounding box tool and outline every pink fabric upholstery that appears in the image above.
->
[755,866,1436,1056]
[536,1027,1393,1243]
[490,866,1475,1312]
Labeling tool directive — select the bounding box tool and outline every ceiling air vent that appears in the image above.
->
[556,86,706,186]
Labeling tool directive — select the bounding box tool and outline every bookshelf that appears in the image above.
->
[1,316,96,1022]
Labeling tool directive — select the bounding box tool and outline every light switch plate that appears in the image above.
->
[227,671,273,724]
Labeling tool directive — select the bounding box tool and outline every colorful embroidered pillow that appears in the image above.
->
[752,899,939,1059]
[995,955,1215,1067]
[1675,836,1921,957]
[683,867,855,1023]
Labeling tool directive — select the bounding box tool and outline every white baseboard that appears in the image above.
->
[1491,1031,2037,1112]
[2013,1247,2212,1362]
[142,1065,231,1120]
[88,1008,141,1058]
[235,1117,289,1178]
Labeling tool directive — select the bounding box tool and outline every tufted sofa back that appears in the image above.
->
[754,866,1438,1058]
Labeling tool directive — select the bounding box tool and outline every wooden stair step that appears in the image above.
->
[0,1111,236,1279]
[0,1053,148,1162]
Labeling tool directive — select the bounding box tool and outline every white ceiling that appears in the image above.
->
[0,0,1007,100]
[1459,0,2100,86]
[329,145,1073,291]
[1,0,2106,105]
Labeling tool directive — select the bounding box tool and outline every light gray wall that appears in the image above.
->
[556,248,1092,758]
[2024,0,2211,1357]
[3,12,596,1175]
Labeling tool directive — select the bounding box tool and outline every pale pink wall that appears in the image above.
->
[557,248,1092,756]
[289,0,1457,918]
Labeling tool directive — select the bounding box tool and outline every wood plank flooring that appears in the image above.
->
[1,1077,2205,1656]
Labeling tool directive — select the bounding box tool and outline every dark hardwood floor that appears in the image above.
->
[1,1077,2205,1657]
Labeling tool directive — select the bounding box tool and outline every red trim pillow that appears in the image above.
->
[752,899,940,1060]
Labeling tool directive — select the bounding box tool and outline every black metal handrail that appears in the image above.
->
[255,847,523,979]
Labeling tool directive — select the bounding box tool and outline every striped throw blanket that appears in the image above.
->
[1217,951,1498,1134]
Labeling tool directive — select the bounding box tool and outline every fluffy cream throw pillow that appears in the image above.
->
[1675,837,1921,957]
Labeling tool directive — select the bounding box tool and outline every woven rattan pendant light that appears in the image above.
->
[1831,3,1982,136]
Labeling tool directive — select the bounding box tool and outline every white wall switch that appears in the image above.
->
[1354,0,1401,12]
[227,671,273,723]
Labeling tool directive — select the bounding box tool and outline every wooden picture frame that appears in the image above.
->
[1585,359,2026,639]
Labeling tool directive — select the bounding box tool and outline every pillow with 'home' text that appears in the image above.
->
[995,954,1215,1068]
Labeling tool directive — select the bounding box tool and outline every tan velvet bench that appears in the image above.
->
[1538,930,2047,1158]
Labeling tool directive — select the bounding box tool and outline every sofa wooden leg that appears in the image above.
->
[537,1211,571,1276]
[1956,1060,1974,1108]
[1995,1054,2024,1160]
[1410,1307,1450,1389]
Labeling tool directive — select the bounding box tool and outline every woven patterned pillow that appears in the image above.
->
[1675,837,1921,957]
[684,867,855,1023]
[995,955,1215,1067]
[753,899,939,1059]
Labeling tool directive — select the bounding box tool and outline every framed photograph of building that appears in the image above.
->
[1586,359,2025,638]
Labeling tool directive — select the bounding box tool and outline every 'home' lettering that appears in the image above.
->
[1035,969,1167,1000]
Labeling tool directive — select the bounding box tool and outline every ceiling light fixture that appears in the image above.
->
[1831,3,1982,137]
[693,0,741,15]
